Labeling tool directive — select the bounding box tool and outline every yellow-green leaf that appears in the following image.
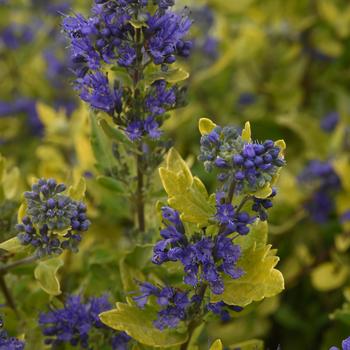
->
[159,148,215,226]
[212,221,284,306]
[199,118,216,136]
[68,177,86,201]
[0,237,28,254]
[210,339,222,350]
[253,184,273,199]
[241,121,251,142]
[99,303,188,347]
[34,257,64,296]
[311,262,348,292]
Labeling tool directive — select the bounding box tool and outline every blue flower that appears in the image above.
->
[207,302,243,322]
[145,80,176,117]
[78,71,123,115]
[199,123,285,195]
[252,188,276,221]
[0,330,25,350]
[0,23,34,50]
[330,336,350,350]
[39,295,130,349]
[298,160,341,223]
[145,11,192,65]
[133,283,190,330]
[152,206,243,294]
[17,178,90,256]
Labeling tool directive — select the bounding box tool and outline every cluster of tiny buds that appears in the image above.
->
[16,178,90,256]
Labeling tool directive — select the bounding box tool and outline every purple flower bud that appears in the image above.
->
[233,154,244,165]
[235,171,245,181]
[47,198,56,209]
[214,158,228,168]
[263,140,274,149]
[244,160,254,169]
[242,144,255,158]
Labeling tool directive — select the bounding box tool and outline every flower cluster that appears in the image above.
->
[152,206,243,294]
[39,295,131,349]
[16,178,90,256]
[133,282,190,330]
[298,160,341,223]
[0,329,24,350]
[198,125,285,194]
[251,188,277,221]
[215,191,255,235]
[0,24,34,50]
[207,301,243,322]
[63,0,192,140]
[330,336,350,350]
[190,6,219,63]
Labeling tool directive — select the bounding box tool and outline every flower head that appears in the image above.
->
[17,178,90,256]
[152,206,243,294]
[39,295,130,349]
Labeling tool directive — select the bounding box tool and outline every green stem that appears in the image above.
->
[136,147,145,232]
[0,254,37,274]
[0,274,18,315]
[181,283,208,350]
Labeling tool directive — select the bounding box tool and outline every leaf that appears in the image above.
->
[99,303,188,347]
[99,118,133,147]
[199,118,216,136]
[159,148,215,226]
[68,177,86,201]
[210,339,223,350]
[17,202,27,223]
[97,176,125,194]
[34,258,64,296]
[90,113,119,173]
[145,67,189,85]
[212,221,284,307]
[235,220,268,251]
[253,184,273,199]
[229,339,264,350]
[311,262,348,292]
[275,139,286,156]
[2,166,20,200]
[0,237,29,254]
[331,302,350,326]
[241,121,251,142]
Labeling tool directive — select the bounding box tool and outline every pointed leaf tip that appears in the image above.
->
[199,118,217,135]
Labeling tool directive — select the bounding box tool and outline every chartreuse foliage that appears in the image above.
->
[100,118,285,348]
[211,221,284,307]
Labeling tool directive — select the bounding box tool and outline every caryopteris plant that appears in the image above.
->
[0,0,289,349]
[99,118,287,348]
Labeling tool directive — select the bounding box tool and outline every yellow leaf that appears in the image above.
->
[34,257,64,296]
[253,184,273,199]
[311,262,348,292]
[209,339,222,350]
[100,303,188,347]
[212,221,284,306]
[17,202,27,223]
[241,121,251,142]
[68,177,86,201]
[0,237,29,254]
[198,118,216,136]
[159,149,215,226]
[3,166,20,200]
